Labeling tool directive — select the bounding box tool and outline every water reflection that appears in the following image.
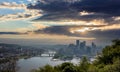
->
[17,57,64,72]
[17,57,95,72]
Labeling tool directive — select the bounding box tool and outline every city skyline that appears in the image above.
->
[0,0,120,45]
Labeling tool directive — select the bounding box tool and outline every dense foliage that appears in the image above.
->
[33,39,120,72]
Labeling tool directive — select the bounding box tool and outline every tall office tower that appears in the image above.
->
[83,41,86,47]
[80,41,86,51]
[91,42,97,55]
[92,42,96,48]
[76,40,80,47]
[83,41,86,51]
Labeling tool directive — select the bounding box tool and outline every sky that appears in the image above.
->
[0,0,120,45]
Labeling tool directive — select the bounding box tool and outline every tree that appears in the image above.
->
[35,65,55,72]
[63,65,77,72]
[77,57,90,72]
[55,62,77,72]
[95,39,120,65]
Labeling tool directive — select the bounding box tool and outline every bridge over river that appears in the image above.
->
[40,51,56,57]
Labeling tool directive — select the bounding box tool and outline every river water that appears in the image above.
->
[17,57,80,72]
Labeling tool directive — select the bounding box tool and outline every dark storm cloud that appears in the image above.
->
[35,26,72,35]
[27,0,120,22]
[28,0,74,12]
[33,25,120,39]
[27,0,120,39]
[71,0,120,16]
[88,29,120,39]
[0,32,27,35]
[34,25,96,35]
[34,12,110,22]
[36,28,120,39]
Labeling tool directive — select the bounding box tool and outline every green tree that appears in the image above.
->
[77,57,90,72]
[35,65,55,72]
[88,65,99,72]
[63,65,77,72]
[54,62,77,72]
[95,39,120,65]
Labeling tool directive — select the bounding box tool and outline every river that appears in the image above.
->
[17,57,80,72]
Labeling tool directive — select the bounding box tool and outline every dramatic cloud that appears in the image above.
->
[27,0,120,22]
[0,9,41,21]
[25,0,120,40]
[0,2,42,21]
[27,23,120,39]
[88,29,120,39]
[0,0,120,41]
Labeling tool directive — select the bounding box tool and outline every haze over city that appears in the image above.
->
[0,0,120,72]
[0,0,120,46]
